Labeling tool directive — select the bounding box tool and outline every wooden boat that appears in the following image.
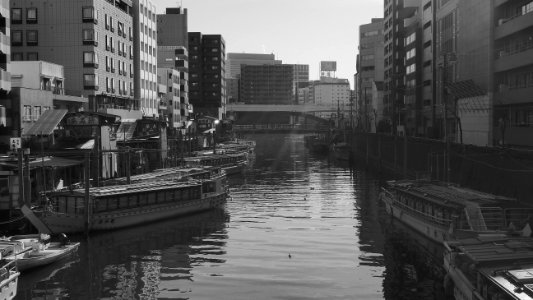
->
[23,170,228,234]
[380,179,533,243]
[304,135,329,155]
[444,236,533,300]
[0,260,18,300]
[0,235,79,271]
[331,142,351,161]
[184,151,249,175]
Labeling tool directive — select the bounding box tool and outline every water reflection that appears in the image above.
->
[16,209,228,299]
[381,215,451,300]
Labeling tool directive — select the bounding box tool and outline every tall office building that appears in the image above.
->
[240,64,294,105]
[157,7,190,129]
[157,7,188,48]
[10,0,138,120]
[188,33,226,119]
[226,52,281,103]
[356,18,384,132]
[383,0,419,134]
[226,53,281,79]
[132,0,158,118]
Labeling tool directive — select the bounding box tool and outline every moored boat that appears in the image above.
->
[23,170,228,234]
[0,260,18,300]
[380,179,533,243]
[444,236,533,300]
[184,151,249,175]
[1,235,79,271]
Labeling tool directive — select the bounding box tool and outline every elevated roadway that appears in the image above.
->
[226,103,338,113]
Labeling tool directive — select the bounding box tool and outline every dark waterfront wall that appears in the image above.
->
[349,132,533,202]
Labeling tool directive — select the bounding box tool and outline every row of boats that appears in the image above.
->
[0,139,255,300]
[381,179,533,300]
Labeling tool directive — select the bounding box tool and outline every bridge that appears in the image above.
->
[226,103,340,113]
[233,123,331,133]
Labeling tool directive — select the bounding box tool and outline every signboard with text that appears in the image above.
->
[10,138,21,151]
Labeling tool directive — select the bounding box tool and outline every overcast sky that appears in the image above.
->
[157,0,383,89]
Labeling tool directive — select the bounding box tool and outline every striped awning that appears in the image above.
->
[25,109,68,136]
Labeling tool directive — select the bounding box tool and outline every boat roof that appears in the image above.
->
[387,180,517,208]
[108,166,217,184]
[447,236,533,265]
[48,179,202,198]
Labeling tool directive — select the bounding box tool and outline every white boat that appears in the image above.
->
[0,260,18,300]
[184,151,250,175]
[444,236,533,300]
[380,179,533,243]
[23,170,228,234]
[0,235,79,271]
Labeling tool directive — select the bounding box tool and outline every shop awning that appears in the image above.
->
[29,156,82,168]
[25,109,68,136]
[117,121,137,141]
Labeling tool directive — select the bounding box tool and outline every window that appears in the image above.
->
[12,52,23,61]
[82,6,97,23]
[11,8,22,24]
[83,51,98,68]
[118,22,124,37]
[12,30,22,46]
[406,63,416,74]
[83,74,99,89]
[33,106,41,121]
[26,8,37,24]
[26,30,38,46]
[23,105,32,121]
[405,32,416,45]
[522,1,533,15]
[106,56,110,71]
[27,52,38,60]
[82,29,98,45]
[406,48,416,60]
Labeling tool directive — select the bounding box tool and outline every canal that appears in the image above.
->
[15,134,449,300]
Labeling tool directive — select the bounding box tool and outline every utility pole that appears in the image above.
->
[441,53,451,183]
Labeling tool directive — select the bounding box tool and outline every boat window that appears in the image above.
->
[166,191,174,202]
[119,196,129,208]
[183,188,190,201]
[57,197,67,213]
[139,193,147,206]
[157,191,165,203]
[128,194,137,207]
[75,197,85,215]
[147,192,156,204]
[108,197,118,210]
[95,198,107,212]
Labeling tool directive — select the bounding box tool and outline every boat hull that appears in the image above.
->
[39,194,226,234]
[380,191,450,243]
[10,243,80,271]
[0,263,18,300]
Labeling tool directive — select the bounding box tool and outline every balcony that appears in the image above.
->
[495,86,533,105]
[494,47,533,72]
[495,11,533,39]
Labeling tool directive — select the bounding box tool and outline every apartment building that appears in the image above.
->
[188,33,226,119]
[0,0,10,145]
[132,0,158,118]
[492,0,533,147]
[10,0,138,121]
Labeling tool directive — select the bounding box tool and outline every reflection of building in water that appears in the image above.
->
[381,216,449,300]
[20,209,228,299]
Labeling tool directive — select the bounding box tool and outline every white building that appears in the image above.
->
[133,0,158,118]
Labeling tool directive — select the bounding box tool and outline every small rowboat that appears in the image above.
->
[0,234,79,272]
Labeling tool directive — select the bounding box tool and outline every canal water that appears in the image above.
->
[15,134,450,300]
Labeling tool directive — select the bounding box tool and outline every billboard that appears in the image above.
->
[320,61,337,72]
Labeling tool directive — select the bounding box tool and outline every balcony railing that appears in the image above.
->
[496,39,533,58]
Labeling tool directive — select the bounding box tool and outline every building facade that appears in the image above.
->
[132,0,158,118]
[357,18,384,132]
[157,7,190,129]
[492,0,533,147]
[240,64,294,105]
[188,33,226,119]
[10,0,139,121]
[0,0,10,147]
[227,53,281,79]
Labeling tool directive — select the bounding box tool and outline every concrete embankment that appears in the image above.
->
[347,132,533,202]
